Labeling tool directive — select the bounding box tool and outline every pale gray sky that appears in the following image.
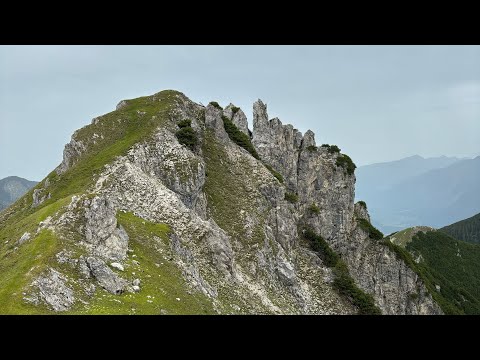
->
[1,45,479,181]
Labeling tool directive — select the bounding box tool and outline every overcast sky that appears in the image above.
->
[1,45,479,181]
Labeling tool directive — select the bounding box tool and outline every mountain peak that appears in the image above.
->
[0,90,441,315]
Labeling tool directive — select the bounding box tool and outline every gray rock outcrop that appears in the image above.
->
[84,196,129,261]
[224,103,249,136]
[26,268,75,311]
[84,256,128,294]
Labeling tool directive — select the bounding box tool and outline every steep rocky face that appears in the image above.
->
[0,90,441,314]
[223,104,249,136]
[252,100,303,191]
[338,205,441,314]
[56,136,86,175]
[250,98,441,315]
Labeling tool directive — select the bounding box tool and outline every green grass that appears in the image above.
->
[0,91,179,234]
[0,230,59,314]
[72,212,215,315]
[202,130,266,245]
[388,226,433,247]
[303,227,381,314]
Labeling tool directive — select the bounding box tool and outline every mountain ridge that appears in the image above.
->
[0,90,441,315]
[441,212,480,244]
[0,176,38,211]
[356,155,480,233]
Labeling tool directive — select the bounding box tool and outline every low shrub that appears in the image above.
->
[177,119,192,128]
[308,203,320,214]
[222,116,259,159]
[175,127,198,151]
[357,200,367,209]
[264,164,284,183]
[336,154,356,175]
[209,101,223,110]
[303,227,381,315]
[357,218,384,240]
[284,192,298,203]
[321,144,341,154]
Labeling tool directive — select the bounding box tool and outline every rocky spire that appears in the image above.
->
[223,103,249,136]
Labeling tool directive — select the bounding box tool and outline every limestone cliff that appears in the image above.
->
[0,90,441,314]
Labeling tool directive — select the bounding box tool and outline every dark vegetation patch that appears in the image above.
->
[303,228,381,314]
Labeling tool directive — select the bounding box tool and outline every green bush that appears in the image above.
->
[231,106,240,115]
[303,227,381,315]
[332,260,381,315]
[221,116,259,159]
[357,218,384,240]
[209,101,223,110]
[336,154,356,175]
[284,192,298,203]
[304,228,339,267]
[357,201,367,209]
[321,144,341,154]
[306,145,318,152]
[177,119,192,128]
[264,164,284,183]
[308,203,320,214]
[175,127,198,151]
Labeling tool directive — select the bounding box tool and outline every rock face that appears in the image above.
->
[56,136,86,175]
[223,103,249,136]
[84,196,129,261]
[84,256,127,294]
[252,100,303,191]
[338,204,441,314]
[250,98,440,314]
[26,268,75,311]
[8,90,441,314]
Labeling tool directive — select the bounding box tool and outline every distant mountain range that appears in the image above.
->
[356,155,480,234]
[0,176,37,211]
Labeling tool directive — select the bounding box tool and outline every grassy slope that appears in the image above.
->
[202,130,268,246]
[0,90,179,232]
[388,226,435,247]
[406,231,480,314]
[440,212,480,244]
[73,212,214,315]
[0,90,197,314]
[385,227,480,315]
[0,230,59,314]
